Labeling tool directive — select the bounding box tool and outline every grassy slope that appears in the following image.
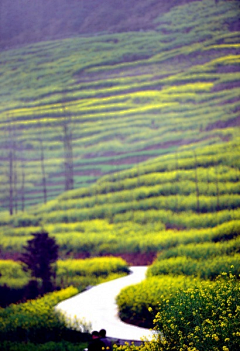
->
[0,4,240,342]
[1,137,240,262]
[0,0,239,264]
[0,0,239,212]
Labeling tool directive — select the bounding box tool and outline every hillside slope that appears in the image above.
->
[0,135,240,263]
[0,0,239,213]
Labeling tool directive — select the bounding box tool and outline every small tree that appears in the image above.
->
[20,231,58,294]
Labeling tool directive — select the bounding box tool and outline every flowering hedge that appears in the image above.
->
[116,272,240,351]
[0,287,80,342]
[151,272,240,351]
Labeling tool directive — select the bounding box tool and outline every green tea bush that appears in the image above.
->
[113,208,240,228]
[147,254,240,280]
[158,236,240,260]
[45,182,240,214]
[42,194,240,224]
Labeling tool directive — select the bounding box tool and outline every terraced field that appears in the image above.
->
[0,137,239,261]
[0,3,240,350]
[0,0,239,212]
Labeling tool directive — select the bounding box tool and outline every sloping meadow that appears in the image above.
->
[0,1,240,348]
[0,0,239,210]
[1,138,240,258]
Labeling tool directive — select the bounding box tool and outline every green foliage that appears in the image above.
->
[0,260,29,289]
[147,254,240,280]
[0,287,80,342]
[0,0,239,212]
[56,257,129,290]
[1,1,240,348]
[116,275,201,328]
[0,257,129,292]
[116,273,240,351]
[151,273,240,351]
[1,218,240,258]
[158,236,240,260]
[0,341,88,351]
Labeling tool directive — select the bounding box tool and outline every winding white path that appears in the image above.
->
[55,266,154,342]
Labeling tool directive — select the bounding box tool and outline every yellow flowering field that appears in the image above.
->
[0,287,80,342]
[0,257,129,291]
[116,272,240,351]
[147,254,240,280]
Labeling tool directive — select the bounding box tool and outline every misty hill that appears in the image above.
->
[0,0,197,49]
[0,0,239,213]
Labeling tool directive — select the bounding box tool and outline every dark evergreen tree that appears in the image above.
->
[20,231,58,294]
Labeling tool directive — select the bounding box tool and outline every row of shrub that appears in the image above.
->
[0,287,84,342]
[113,208,240,228]
[48,182,240,212]
[1,219,240,256]
[3,206,240,236]
[57,166,240,202]
[0,257,129,306]
[147,253,240,280]
[1,0,239,212]
[157,236,240,260]
[97,143,240,184]
[29,194,240,225]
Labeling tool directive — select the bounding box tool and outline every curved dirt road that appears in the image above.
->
[56,266,153,342]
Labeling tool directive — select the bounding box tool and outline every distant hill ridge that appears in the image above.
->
[0,0,196,48]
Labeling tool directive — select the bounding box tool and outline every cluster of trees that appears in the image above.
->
[1,103,74,216]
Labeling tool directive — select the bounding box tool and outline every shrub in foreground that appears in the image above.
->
[0,287,86,343]
[116,272,240,351]
[116,275,201,328]
[0,341,88,351]
[152,272,240,351]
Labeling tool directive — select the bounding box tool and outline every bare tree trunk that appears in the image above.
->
[21,160,25,212]
[215,165,220,211]
[13,131,18,214]
[194,151,200,213]
[63,122,70,191]
[13,156,18,214]
[6,120,15,215]
[68,125,74,190]
[39,134,47,204]
[62,99,74,192]
[206,167,210,194]
[9,147,14,215]
[175,152,179,212]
